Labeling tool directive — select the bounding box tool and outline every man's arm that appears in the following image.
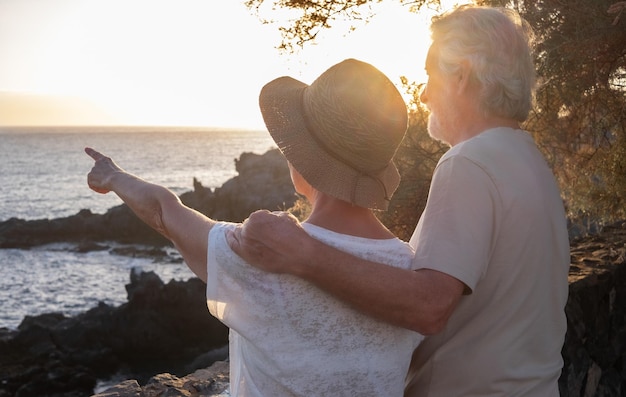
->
[227,210,464,334]
[85,147,214,282]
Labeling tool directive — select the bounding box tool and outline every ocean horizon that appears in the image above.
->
[0,125,275,221]
[0,125,277,329]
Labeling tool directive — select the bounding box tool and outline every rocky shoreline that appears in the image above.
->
[0,149,295,397]
[0,270,230,397]
[1,149,625,396]
[0,149,297,250]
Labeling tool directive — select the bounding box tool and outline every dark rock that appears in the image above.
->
[184,345,229,374]
[179,178,216,217]
[0,271,228,397]
[209,150,296,222]
[110,245,168,259]
[93,379,141,397]
[559,221,626,396]
[93,361,230,397]
[0,206,167,248]
[74,240,109,253]
[13,360,96,397]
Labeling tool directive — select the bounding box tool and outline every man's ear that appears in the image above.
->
[456,60,473,94]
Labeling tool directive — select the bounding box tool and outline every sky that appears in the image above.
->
[0,0,454,130]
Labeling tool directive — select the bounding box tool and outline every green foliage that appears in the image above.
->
[245,0,439,51]
[287,194,312,221]
[520,0,626,225]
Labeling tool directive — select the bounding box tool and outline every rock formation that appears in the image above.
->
[92,361,230,397]
[559,221,626,396]
[0,270,229,397]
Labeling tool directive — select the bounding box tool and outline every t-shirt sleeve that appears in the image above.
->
[410,154,500,292]
[206,222,280,335]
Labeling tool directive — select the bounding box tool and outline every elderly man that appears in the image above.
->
[228,4,570,396]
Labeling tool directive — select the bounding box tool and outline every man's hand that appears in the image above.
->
[85,147,124,194]
[226,210,310,274]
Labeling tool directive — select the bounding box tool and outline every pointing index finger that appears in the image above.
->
[85,147,104,161]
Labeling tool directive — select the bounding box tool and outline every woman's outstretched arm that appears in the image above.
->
[85,147,214,282]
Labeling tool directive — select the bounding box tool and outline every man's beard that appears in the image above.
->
[427,112,449,146]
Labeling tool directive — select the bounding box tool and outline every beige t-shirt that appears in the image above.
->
[207,222,423,397]
[406,128,570,397]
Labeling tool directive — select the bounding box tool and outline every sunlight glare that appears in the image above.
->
[0,0,459,128]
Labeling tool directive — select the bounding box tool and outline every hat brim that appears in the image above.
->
[259,76,400,210]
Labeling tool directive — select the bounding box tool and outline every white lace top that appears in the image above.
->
[206,221,423,397]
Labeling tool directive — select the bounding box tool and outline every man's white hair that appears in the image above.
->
[430,5,537,122]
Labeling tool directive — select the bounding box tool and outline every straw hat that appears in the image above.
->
[259,58,408,210]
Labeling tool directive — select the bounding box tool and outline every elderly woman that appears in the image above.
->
[86,58,423,396]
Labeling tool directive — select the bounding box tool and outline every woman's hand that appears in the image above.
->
[85,147,124,194]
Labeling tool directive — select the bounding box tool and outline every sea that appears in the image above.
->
[0,125,277,331]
